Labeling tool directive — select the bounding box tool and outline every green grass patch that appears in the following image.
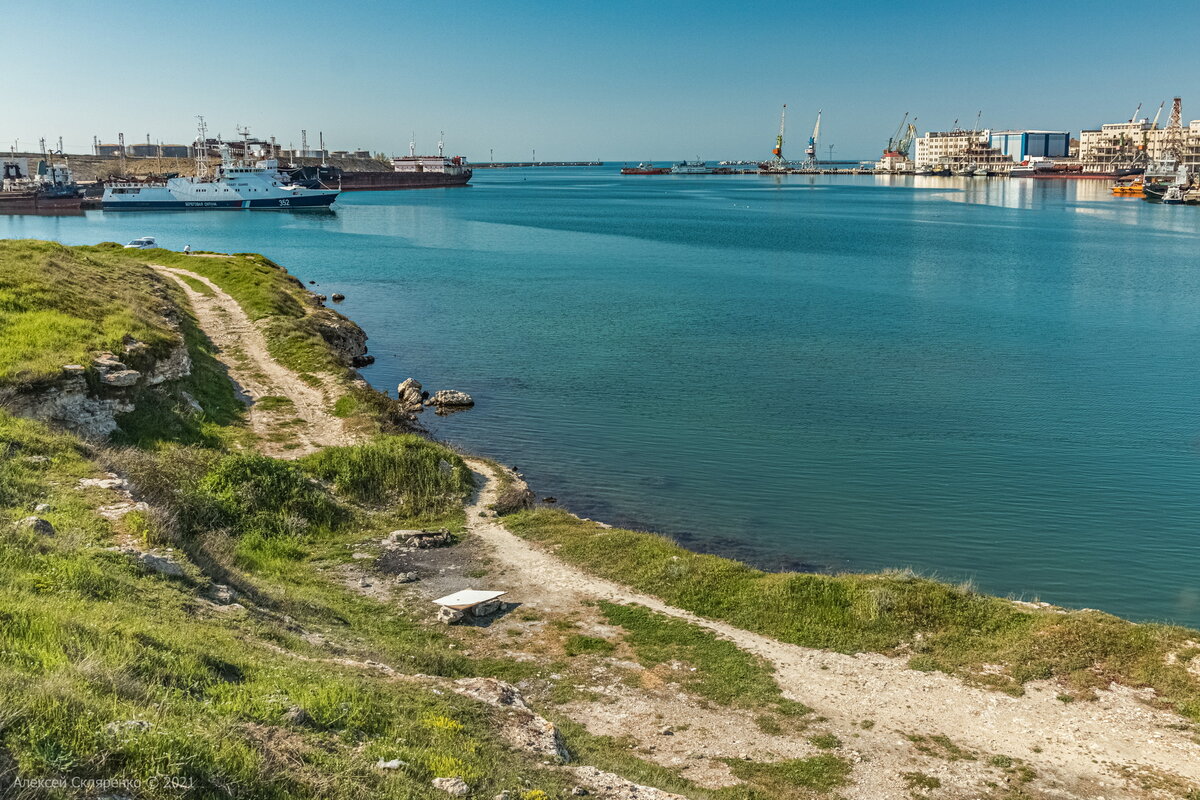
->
[255,395,295,411]
[903,771,942,790]
[301,435,473,518]
[0,240,179,386]
[599,602,800,715]
[504,509,1200,720]
[726,754,852,795]
[564,635,616,657]
[808,733,841,750]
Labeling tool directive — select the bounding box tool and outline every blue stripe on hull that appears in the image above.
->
[102,194,338,211]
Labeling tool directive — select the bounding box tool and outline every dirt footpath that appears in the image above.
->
[154,265,352,458]
[462,460,1200,800]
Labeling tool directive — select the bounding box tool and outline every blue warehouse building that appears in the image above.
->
[988,130,1071,162]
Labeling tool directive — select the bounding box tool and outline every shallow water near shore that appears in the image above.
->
[5,169,1200,626]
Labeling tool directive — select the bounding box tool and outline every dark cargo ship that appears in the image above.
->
[292,143,471,192]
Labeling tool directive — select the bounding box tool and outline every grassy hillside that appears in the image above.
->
[0,241,577,797]
[0,241,179,387]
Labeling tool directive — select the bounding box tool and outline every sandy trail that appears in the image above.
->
[153,265,351,457]
[463,460,1200,799]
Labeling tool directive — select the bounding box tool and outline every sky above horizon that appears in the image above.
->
[5,0,1200,162]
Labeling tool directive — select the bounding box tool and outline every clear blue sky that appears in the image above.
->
[4,0,1199,161]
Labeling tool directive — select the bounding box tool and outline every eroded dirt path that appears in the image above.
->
[154,265,352,457]
[463,460,1200,800]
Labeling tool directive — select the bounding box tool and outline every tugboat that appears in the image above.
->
[102,121,339,211]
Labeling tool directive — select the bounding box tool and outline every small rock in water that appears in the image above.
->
[542,497,557,504]
[331,293,346,302]
[17,516,55,536]
[427,389,474,408]
[308,280,316,285]
[396,378,426,413]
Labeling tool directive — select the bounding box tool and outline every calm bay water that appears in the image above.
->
[4,169,1200,626]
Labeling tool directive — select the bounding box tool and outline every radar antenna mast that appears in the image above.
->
[194,116,208,178]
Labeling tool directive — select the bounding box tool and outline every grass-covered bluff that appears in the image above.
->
[0,239,1198,799]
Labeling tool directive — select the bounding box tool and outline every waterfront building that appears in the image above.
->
[913,129,1013,172]
[988,131,1070,163]
[1079,118,1200,170]
[913,130,985,167]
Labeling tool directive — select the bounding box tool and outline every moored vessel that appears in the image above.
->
[102,121,339,211]
[670,159,712,174]
[621,162,671,175]
[327,135,471,191]
[1,157,83,213]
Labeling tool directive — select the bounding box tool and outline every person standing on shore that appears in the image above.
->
[183,244,191,256]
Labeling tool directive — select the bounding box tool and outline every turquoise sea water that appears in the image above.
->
[4,169,1200,626]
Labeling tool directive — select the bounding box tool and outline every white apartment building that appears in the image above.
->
[913,130,989,167]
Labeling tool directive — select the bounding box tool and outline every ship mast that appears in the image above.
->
[194,116,208,178]
[438,131,444,158]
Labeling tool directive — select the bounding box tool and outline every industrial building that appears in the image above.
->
[1074,98,1200,171]
[988,131,1070,162]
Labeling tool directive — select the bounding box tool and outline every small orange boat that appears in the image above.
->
[1111,182,1145,197]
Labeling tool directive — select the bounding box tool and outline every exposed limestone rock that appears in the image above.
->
[568,767,689,800]
[396,378,426,413]
[79,475,127,491]
[431,776,469,797]
[493,470,536,516]
[382,529,452,549]
[427,389,474,408]
[17,516,55,536]
[145,345,192,385]
[180,391,203,415]
[206,584,238,605]
[97,501,150,520]
[100,370,141,387]
[310,308,371,367]
[1,376,135,439]
[2,339,191,439]
[107,546,185,578]
[452,678,569,762]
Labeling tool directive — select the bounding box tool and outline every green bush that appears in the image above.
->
[199,453,344,538]
[301,435,473,517]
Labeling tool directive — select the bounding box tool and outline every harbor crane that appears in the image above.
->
[765,104,787,170]
[803,110,822,168]
[885,112,909,153]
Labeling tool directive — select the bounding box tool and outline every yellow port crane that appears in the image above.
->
[771,104,786,162]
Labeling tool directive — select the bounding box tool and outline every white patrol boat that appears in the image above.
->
[102,120,339,211]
